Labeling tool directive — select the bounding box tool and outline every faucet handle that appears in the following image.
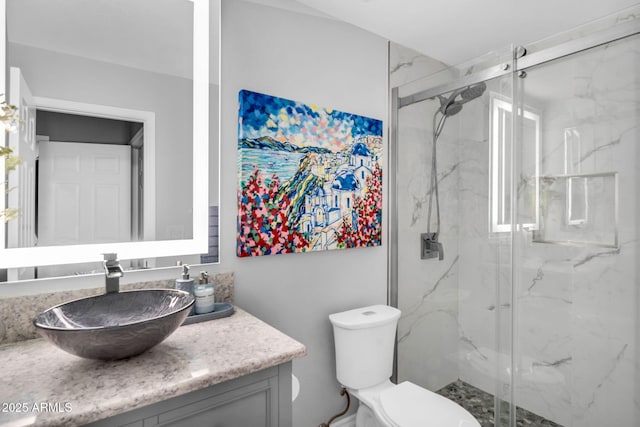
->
[102,253,123,293]
[102,253,118,263]
[435,241,444,261]
[102,253,124,280]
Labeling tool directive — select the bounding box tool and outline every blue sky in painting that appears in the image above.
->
[238,90,382,152]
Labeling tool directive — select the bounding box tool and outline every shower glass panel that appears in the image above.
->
[391,8,640,427]
[393,47,517,426]
[514,33,639,427]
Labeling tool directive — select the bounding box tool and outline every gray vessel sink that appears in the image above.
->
[33,289,194,361]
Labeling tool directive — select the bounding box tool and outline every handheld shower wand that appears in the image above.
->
[422,82,486,261]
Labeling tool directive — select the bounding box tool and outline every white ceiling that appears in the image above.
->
[265,0,640,65]
[7,0,638,80]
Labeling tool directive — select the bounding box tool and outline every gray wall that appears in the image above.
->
[220,1,388,425]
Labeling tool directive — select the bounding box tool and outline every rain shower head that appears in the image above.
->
[437,95,463,116]
[460,82,487,102]
[437,82,487,116]
[443,101,463,116]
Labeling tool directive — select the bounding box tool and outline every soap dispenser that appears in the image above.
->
[176,264,195,315]
[194,271,215,314]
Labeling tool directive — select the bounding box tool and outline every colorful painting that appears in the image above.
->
[237,90,383,257]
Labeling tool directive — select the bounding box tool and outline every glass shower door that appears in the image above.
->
[392,9,640,427]
[393,52,517,426]
[513,32,640,427]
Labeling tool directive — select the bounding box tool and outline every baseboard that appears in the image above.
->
[329,414,356,427]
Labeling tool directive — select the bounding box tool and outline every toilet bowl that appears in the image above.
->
[352,380,479,427]
[329,305,480,427]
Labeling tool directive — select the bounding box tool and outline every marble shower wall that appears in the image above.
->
[391,43,463,392]
[455,77,514,403]
[392,42,516,397]
[455,32,640,426]
[509,34,640,426]
[392,39,515,397]
[392,26,639,427]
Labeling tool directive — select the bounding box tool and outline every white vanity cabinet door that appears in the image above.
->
[86,363,292,427]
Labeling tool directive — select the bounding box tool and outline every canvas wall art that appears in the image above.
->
[237,90,383,257]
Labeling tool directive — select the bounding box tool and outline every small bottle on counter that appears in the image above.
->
[194,271,215,314]
[175,264,195,315]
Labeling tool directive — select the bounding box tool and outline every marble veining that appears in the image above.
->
[0,307,306,427]
[572,247,621,268]
[402,255,459,319]
[389,54,426,75]
[389,42,448,89]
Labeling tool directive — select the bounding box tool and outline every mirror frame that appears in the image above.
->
[0,0,209,268]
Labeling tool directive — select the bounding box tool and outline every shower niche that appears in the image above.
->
[533,172,618,248]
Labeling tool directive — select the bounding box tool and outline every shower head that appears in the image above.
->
[436,82,485,117]
[442,101,463,116]
[437,94,463,116]
[438,82,487,116]
[459,82,487,102]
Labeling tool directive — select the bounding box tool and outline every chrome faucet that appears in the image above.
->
[103,253,124,293]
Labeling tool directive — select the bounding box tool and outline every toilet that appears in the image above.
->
[329,305,480,427]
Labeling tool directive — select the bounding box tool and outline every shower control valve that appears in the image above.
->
[421,232,444,261]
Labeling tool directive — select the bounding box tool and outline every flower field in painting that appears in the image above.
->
[237,90,383,257]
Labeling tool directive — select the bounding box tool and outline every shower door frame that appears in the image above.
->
[388,14,640,427]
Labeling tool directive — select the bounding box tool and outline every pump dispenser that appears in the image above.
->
[175,264,195,315]
[194,271,215,314]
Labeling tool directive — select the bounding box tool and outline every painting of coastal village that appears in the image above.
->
[237,90,383,257]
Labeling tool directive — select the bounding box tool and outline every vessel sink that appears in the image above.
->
[33,289,194,361]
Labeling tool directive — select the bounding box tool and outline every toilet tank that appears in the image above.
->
[329,305,401,390]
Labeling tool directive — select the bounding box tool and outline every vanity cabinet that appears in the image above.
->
[0,308,305,427]
[86,363,292,427]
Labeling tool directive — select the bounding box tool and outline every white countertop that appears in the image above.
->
[0,308,306,427]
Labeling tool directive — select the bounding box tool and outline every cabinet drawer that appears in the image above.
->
[156,377,275,426]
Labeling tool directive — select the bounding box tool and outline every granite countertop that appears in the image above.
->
[0,308,306,427]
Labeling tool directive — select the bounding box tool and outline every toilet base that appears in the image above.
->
[355,402,387,427]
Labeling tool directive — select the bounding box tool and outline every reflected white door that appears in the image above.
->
[38,141,131,246]
[8,67,38,249]
[7,67,38,280]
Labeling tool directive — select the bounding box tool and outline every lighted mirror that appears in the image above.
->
[1,0,211,280]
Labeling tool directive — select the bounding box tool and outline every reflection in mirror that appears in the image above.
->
[10,101,155,249]
[1,0,214,281]
[34,111,146,247]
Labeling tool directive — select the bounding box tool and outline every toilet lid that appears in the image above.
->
[379,382,480,427]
